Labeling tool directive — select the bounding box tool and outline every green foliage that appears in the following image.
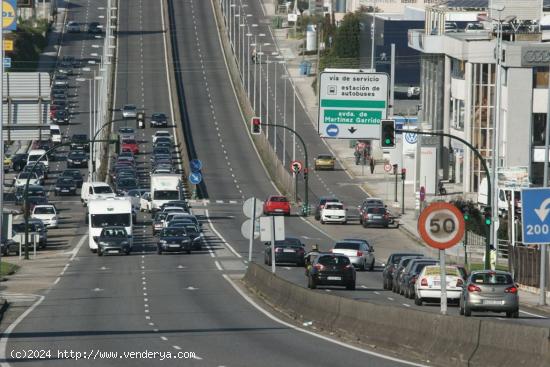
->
[451,199,485,236]
[333,12,361,59]
[11,19,50,71]
[0,262,19,277]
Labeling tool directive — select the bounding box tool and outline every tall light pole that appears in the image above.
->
[370,0,376,71]
[246,31,252,97]
[272,52,279,153]
[234,13,241,65]
[282,74,289,166]
[266,55,270,141]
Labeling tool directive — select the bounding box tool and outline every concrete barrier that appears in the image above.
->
[243,263,550,367]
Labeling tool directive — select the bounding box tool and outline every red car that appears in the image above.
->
[263,196,291,216]
[121,139,139,155]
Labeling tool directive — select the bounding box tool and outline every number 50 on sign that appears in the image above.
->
[418,202,465,250]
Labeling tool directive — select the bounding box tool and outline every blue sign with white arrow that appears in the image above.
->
[189,172,202,185]
[521,188,550,244]
[190,159,202,172]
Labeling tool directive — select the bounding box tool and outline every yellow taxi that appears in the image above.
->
[314,154,336,170]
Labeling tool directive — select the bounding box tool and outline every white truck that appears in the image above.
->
[150,174,183,213]
[477,177,525,217]
[87,198,133,252]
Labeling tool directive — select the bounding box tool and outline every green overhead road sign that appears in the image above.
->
[318,71,388,139]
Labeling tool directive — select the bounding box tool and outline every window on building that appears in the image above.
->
[451,58,465,79]
[533,67,549,88]
[450,97,465,130]
[533,113,546,146]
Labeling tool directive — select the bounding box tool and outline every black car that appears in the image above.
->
[52,110,70,125]
[71,134,89,150]
[150,112,168,127]
[15,185,46,205]
[392,256,426,293]
[152,147,171,157]
[11,153,28,171]
[306,254,356,290]
[87,22,102,34]
[264,237,306,267]
[116,177,138,195]
[55,177,77,196]
[61,169,83,187]
[67,150,88,168]
[153,141,172,151]
[22,163,48,181]
[157,227,192,254]
[1,238,19,256]
[314,196,340,220]
[382,253,424,290]
[96,227,131,256]
[168,221,201,250]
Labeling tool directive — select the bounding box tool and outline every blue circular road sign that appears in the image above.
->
[190,159,202,172]
[189,172,202,185]
[326,124,339,137]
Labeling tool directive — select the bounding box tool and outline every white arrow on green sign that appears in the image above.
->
[318,71,388,139]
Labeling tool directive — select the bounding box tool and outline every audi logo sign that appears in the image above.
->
[521,46,550,67]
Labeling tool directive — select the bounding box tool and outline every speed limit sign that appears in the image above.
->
[417,202,465,250]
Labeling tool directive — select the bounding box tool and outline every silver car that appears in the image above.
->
[122,104,137,118]
[331,239,375,271]
[460,270,519,318]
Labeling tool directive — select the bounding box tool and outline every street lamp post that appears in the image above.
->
[246,31,252,97]
[266,55,270,140]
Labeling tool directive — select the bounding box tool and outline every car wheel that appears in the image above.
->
[97,248,103,256]
[414,296,423,306]
[369,260,375,271]
[267,256,272,266]
[506,310,519,318]
[320,219,325,224]
[459,302,464,315]
[157,247,162,255]
[186,249,191,254]
[383,278,389,290]
[392,282,397,293]
[315,214,320,221]
[125,249,131,255]
[346,282,356,290]
[363,222,368,228]
[399,286,405,296]
[309,276,317,289]
[343,221,347,225]
[359,261,366,272]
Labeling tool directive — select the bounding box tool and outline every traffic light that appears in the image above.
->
[380,119,395,148]
[251,117,261,135]
[463,208,470,221]
[401,168,406,181]
[303,168,308,180]
[484,207,492,226]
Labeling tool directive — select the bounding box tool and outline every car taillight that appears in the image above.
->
[357,251,363,257]
[384,213,389,219]
[468,284,481,292]
[314,263,325,271]
[345,264,354,269]
[275,247,283,253]
[456,279,464,287]
[420,278,428,286]
[328,249,333,253]
[505,286,518,294]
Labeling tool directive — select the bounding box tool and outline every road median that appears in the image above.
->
[243,262,550,367]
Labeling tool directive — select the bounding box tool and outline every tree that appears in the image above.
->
[333,12,361,59]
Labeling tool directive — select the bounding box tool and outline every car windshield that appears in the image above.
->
[152,113,166,119]
[422,266,458,277]
[34,207,55,215]
[119,128,134,134]
[318,155,332,159]
[123,105,136,111]
[19,172,37,179]
[122,140,136,145]
[91,214,131,228]
[154,191,180,200]
[367,207,385,214]
[325,203,342,209]
[334,242,360,250]
[320,198,338,205]
[155,213,167,221]
[318,256,350,266]
[94,186,113,194]
[28,155,44,162]
[390,254,422,265]
[69,152,86,158]
[275,238,302,247]
[471,272,513,285]
[270,197,288,202]
[162,228,186,237]
[58,178,74,185]
[102,228,127,237]
[119,178,137,187]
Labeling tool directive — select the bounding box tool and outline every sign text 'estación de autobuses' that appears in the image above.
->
[318,71,388,139]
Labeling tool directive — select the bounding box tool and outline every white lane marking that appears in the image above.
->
[173,346,181,350]
[0,295,45,367]
[403,304,411,308]
[70,235,88,261]
[204,209,242,258]
[388,297,394,301]
[53,277,60,285]
[222,274,427,367]
[519,309,547,319]
[161,336,168,341]
[214,260,223,271]
[374,291,380,295]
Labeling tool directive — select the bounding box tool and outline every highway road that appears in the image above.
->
[2,0,548,366]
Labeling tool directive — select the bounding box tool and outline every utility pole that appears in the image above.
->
[370,0,376,71]
[540,58,550,306]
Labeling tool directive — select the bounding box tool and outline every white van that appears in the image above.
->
[87,198,133,252]
[27,150,49,171]
[81,182,116,206]
[50,124,62,143]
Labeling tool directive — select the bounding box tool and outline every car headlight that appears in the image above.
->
[159,240,167,244]
[121,241,128,246]
[99,242,108,246]
[55,186,61,190]
[193,236,201,242]
[71,186,76,190]
[67,159,73,162]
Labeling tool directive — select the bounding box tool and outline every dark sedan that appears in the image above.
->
[157,227,192,254]
[264,237,306,267]
[116,177,138,195]
[150,112,168,127]
[52,110,70,125]
[96,227,131,256]
[61,169,84,187]
[382,253,424,290]
[67,151,88,168]
[306,254,356,290]
[55,177,77,196]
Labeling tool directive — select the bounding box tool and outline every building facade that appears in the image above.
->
[408,1,550,196]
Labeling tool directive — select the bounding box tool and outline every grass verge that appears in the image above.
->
[0,261,20,277]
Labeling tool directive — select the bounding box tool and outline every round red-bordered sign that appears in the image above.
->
[290,160,303,173]
[384,163,392,172]
[418,202,465,250]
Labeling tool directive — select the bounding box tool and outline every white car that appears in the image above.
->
[65,21,81,33]
[414,265,464,306]
[152,131,173,144]
[15,172,40,187]
[31,205,59,228]
[122,104,137,118]
[320,202,347,224]
[140,192,152,212]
